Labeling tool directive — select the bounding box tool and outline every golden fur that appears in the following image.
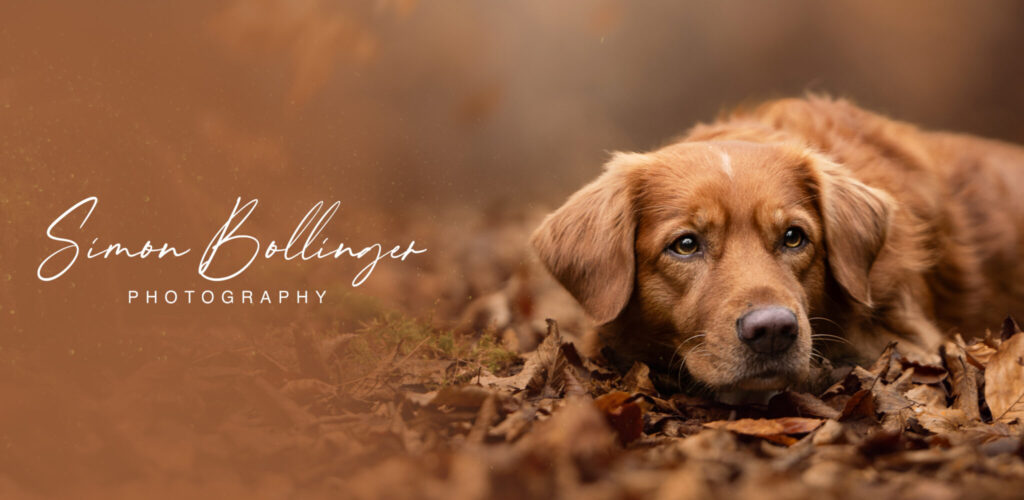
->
[531,96,1024,394]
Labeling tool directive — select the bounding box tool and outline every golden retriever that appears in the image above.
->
[531,96,1024,396]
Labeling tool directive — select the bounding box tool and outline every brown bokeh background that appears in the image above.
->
[2,0,1024,497]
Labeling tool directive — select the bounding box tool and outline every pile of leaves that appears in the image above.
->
[317,317,1024,499]
[9,310,1024,499]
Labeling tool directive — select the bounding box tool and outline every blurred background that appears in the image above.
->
[2,0,1024,496]
[5,0,1024,333]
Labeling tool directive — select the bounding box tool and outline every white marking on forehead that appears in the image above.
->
[718,150,733,179]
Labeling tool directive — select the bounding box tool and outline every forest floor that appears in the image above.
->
[4,213,1024,500]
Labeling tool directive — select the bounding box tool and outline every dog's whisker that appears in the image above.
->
[809,317,852,348]
[669,343,686,371]
[809,316,847,333]
[810,333,852,346]
[678,344,706,390]
[811,333,850,342]
[665,333,707,369]
[679,344,705,371]
[675,335,706,364]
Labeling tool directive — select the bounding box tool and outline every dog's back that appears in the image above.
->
[925,131,1024,332]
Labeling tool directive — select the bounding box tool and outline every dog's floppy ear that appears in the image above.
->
[812,158,894,307]
[530,153,646,324]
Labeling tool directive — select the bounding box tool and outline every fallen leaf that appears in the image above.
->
[820,366,859,399]
[621,362,658,396]
[896,357,948,384]
[984,332,1024,423]
[526,319,575,398]
[914,407,969,434]
[489,402,537,442]
[839,389,876,421]
[905,384,948,409]
[519,397,619,480]
[468,393,500,443]
[406,385,503,409]
[594,391,645,445]
[942,342,981,421]
[858,429,909,457]
[768,391,841,420]
[704,417,823,445]
[476,319,569,395]
[811,419,848,445]
[563,363,589,397]
[867,342,898,379]
[979,436,1022,456]
[964,340,999,369]
[871,369,916,414]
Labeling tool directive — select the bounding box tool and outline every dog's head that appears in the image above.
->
[531,140,892,392]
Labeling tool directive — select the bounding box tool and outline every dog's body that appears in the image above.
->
[532,97,1024,395]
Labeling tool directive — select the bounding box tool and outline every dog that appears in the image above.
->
[531,96,1024,397]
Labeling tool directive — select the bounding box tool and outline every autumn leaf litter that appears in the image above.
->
[55,213,1024,499]
[277,308,1024,499]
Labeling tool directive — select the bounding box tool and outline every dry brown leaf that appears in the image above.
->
[820,366,859,399]
[868,342,898,378]
[477,321,560,394]
[527,319,574,398]
[406,385,503,410]
[915,407,969,434]
[896,357,948,384]
[905,384,948,409]
[519,397,618,479]
[489,402,537,442]
[943,341,981,421]
[594,391,645,445]
[872,369,917,414]
[811,419,848,445]
[622,362,658,396]
[964,341,999,369]
[984,332,1024,423]
[669,394,735,422]
[564,364,590,398]
[769,391,841,420]
[704,417,824,445]
[476,356,542,392]
[468,393,500,443]
[839,389,876,421]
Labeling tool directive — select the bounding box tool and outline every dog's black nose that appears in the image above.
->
[736,307,798,354]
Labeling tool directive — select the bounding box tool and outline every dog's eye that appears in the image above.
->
[782,227,807,249]
[669,234,701,256]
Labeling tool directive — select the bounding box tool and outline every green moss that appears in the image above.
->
[472,333,518,373]
[336,311,519,379]
[358,312,455,358]
[315,287,392,331]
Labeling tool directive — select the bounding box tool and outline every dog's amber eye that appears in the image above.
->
[669,235,701,256]
[783,227,806,249]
